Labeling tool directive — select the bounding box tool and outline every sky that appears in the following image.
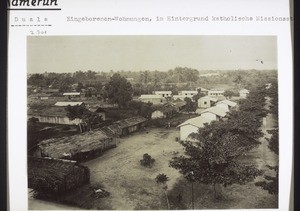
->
[27,36,277,73]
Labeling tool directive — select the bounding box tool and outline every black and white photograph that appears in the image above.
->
[26,35,279,210]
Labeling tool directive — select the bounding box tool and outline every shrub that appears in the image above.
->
[140,153,155,168]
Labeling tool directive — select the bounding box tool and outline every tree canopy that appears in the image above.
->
[103,73,133,108]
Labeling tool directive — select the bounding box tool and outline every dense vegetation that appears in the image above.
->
[28,68,277,96]
[170,83,269,199]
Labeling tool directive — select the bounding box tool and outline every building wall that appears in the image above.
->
[180,124,199,140]
[151,110,165,119]
[239,93,248,98]
[200,112,217,121]
[198,98,211,108]
[28,115,82,125]
[208,91,224,97]
[140,98,164,104]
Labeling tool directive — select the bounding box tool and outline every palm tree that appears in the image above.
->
[155,173,170,210]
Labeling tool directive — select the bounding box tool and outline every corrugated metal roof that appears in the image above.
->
[139,95,164,99]
[200,106,228,117]
[216,100,237,107]
[198,96,218,102]
[177,116,212,128]
[63,92,81,96]
[55,102,83,107]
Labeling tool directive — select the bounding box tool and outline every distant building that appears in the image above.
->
[216,100,237,110]
[151,105,177,119]
[63,92,82,100]
[208,89,224,97]
[29,93,52,100]
[195,87,209,95]
[179,90,198,96]
[139,94,165,104]
[197,96,218,108]
[43,88,60,94]
[154,91,172,98]
[28,106,82,125]
[28,157,90,193]
[239,89,250,98]
[197,106,228,121]
[54,102,84,107]
[177,116,211,140]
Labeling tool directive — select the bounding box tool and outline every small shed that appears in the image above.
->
[28,157,90,193]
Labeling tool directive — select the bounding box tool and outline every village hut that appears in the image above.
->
[35,130,117,161]
[28,157,90,193]
[112,116,148,136]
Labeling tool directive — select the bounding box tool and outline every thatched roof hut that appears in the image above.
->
[28,157,90,193]
[36,129,117,161]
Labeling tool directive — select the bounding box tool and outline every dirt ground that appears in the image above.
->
[81,127,184,210]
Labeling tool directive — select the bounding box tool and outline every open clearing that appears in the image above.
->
[81,127,184,210]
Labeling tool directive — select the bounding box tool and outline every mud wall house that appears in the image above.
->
[28,157,90,194]
[197,96,218,108]
[28,106,82,125]
[197,106,228,121]
[154,91,172,98]
[239,89,250,99]
[35,130,117,161]
[215,100,237,111]
[177,116,212,140]
[138,94,165,104]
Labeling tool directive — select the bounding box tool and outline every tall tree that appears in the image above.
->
[170,121,263,199]
[104,73,133,108]
[65,105,102,131]
[155,173,170,210]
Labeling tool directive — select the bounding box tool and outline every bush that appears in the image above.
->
[140,153,155,168]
